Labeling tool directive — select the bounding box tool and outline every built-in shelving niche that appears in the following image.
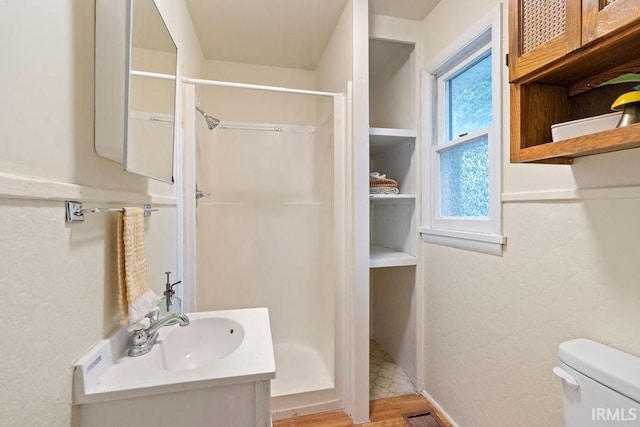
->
[369,127,417,268]
[368,36,418,267]
[368,34,420,398]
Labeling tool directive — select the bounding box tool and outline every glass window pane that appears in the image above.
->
[447,54,492,140]
[439,136,489,218]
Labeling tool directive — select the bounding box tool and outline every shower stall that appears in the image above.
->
[188,74,348,419]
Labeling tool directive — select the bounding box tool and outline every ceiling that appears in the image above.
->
[369,0,440,21]
[184,0,441,70]
[185,0,348,70]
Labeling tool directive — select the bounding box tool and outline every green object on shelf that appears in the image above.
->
[598,73,640,88]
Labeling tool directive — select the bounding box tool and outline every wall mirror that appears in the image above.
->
[95,0,178,184]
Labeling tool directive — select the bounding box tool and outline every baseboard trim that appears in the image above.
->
[270,398,342,421]
[270,387,342,421]
[421,389,459,427]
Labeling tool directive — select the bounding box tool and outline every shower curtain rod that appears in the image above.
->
[183,77,342,97]
[130,70,343,98]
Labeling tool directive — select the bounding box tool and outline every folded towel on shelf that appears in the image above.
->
[370,177,399,188]
[370,171,398,188]
[370,186,400,195]
[117,207,161,330]
[370,171,399,195]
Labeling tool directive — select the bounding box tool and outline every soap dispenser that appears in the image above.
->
[158,271,182,324]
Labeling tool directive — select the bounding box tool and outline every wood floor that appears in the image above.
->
[272,394,453,427]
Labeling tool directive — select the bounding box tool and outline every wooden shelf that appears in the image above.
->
[369,245,417,268]
[369,127,417,156]
[514,123,640,163]
[370,127,417,137]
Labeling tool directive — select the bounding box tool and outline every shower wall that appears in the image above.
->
[195,60,336,388]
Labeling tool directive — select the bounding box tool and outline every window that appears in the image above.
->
[421,6,505,255]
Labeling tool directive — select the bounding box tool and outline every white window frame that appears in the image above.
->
[420,5,505,256]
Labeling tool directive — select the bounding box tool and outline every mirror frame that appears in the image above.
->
[94,0,178,184]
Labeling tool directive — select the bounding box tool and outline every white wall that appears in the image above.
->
[316,0,354,95]
[313,0,356,402]
[349,0,372,421]
[420,2,640,426]
[0,1,202,425]
[199,60,317,124]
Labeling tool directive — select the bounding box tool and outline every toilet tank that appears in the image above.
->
[555,339,640,427]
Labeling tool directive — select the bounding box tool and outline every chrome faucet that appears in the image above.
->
[128,313,190,357]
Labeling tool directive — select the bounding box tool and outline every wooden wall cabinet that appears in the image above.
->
[509,0,582,81]
[582,0,640,45]
[509,0,640,163]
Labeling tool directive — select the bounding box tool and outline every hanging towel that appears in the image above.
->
[117,207,161,330]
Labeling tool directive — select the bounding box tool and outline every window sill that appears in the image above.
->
[419,227,506,256]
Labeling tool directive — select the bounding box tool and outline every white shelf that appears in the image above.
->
[369,244,417,268]
[369,127,417,138]
[369,127,417,156]
[369,194,416,204]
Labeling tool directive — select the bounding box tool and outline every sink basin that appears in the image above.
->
[156,317,245,371]
[73,308,275,404]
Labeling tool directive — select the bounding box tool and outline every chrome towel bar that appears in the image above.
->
[65,201,158,223]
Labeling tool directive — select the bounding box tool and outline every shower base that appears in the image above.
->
[270,342,340,420]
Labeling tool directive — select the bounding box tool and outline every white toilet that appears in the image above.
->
[554,338,640,426]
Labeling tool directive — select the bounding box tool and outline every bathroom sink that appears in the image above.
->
[73,308,275,404]
[156,317,245,371]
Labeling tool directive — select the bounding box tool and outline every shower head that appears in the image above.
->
[195,106,220,130]
[204,115,220,130]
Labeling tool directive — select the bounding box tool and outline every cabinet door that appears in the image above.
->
[509,0,582,81]
[582,0,640,44]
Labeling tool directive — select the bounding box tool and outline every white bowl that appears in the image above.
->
[156,317,245,371]
[551,112,622,142]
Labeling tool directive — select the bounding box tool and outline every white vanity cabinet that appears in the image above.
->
[73,309,275,427]
[77,381,272,427]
